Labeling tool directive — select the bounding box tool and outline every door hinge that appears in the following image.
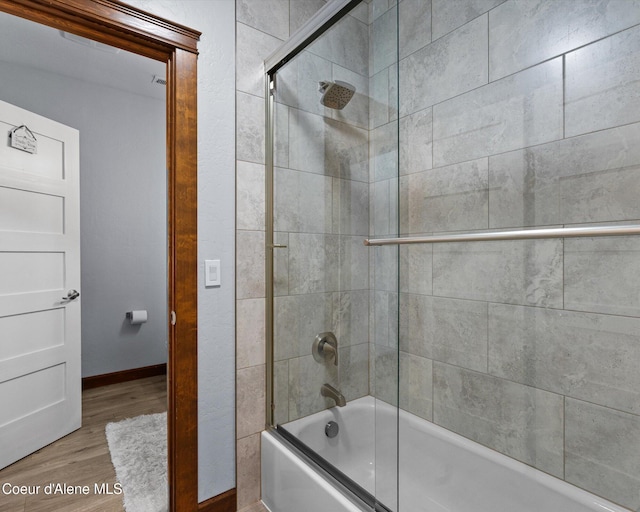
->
[170,310,177,325]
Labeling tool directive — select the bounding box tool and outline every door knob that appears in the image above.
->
[63,289,80,301]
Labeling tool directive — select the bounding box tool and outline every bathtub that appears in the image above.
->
[262,396,630,512]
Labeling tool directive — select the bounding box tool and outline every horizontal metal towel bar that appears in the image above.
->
[364,224,640,246]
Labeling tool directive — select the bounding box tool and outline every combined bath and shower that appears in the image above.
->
[318,80,356,109]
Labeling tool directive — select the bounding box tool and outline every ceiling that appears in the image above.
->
[0,11,166,100]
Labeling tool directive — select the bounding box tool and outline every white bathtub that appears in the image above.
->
[262,396,631,512]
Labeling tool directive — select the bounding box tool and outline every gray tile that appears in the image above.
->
[277,50,332,116]
[274,360,289,425]
[565,236,640,316]
[399,351,433,421]
[374,291,399,348]
[236,22,283,97]
[400,14,488,117]
[399,293,432,359]
[400,107,432,176]
[400,294,488,372]
[274,102,289,168]
[400,159,489,234]
[236,230,265,299]
[348,2,369,24]
[332,178,369,236]
[290,0,327,34]
[309,13,369,77]
[370,0,392,22]
[330,64,369,130]
[288,233,339,294]
[566,24,640,137]
[489,123,640,228]
[236,298,266,369]
[289,354,339,420]
[274,293,332,361]
[433,297,488,373]
[326,118,369,182]
[338,235,369,291]
[389,62,399,124]
[432,0,505,41]
[288,108,326,175]
[371,178,399,237]
[289,111,368,181]
[236,434,261,509]
[399,0,431,60]
[489,0,640,81]
[433,58,563,168]
[566,399,640,510]
[370,67,392,129]
[489,303,640,415]
[433,362,564,478]
[238,500,269,512]
[433,238,563,307]
[237,364,266,439]
[339,343,370,401]
[399,243,432,295]
[286,234,368,294]
[371,343,398,406]
[237,161,265,231]
[273,232,289,296]
[237,0,289,40]
[371,6,398,76]
[373,244,399,292]
[237,92,266,165]
[332,290,369,347]
[371,121,399,181]
[274,167,333,233]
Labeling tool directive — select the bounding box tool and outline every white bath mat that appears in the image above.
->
[105,412,168,512]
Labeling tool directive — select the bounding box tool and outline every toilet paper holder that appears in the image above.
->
[126,310,148,325]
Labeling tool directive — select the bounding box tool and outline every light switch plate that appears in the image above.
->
[205,259,221,287]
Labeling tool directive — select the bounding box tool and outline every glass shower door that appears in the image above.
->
[267,1,400,510]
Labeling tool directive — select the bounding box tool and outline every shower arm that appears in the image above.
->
[364,224,640,246]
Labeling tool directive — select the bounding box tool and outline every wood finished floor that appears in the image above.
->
[0,375,167,512]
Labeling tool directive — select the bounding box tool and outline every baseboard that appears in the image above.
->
[198,488,236,512]
[82,363,167,390]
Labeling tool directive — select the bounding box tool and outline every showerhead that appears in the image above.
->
[319,80,356,110]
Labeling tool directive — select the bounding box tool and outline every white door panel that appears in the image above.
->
[0,186,65,233]
[0,99,81,469]
[0,309,65,362]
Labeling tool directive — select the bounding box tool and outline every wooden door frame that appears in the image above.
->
[0,1,200,510]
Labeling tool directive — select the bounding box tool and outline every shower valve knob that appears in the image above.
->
[312,332,339,366]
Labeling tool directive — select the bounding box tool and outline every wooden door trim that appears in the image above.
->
[0,1,200,510]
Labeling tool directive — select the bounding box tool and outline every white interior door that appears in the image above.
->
[0,99,81,469]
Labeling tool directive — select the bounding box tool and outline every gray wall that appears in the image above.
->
[124,0,237,501]
[0,61,167,378]
[2,0,238,501]
[396,0,640,509]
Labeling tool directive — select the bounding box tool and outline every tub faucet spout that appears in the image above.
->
[321,383,346,407]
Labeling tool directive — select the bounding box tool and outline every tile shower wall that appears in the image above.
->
[395,0,640,509]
